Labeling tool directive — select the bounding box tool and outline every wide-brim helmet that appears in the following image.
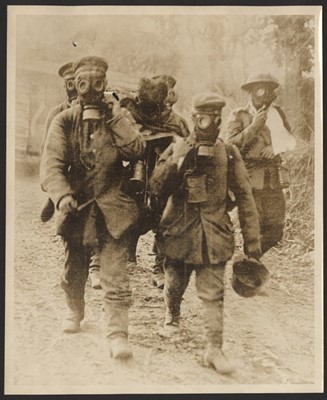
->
[231,254,270,297]
[241,73,280,92]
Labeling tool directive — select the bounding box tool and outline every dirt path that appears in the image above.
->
[10,176,315,393]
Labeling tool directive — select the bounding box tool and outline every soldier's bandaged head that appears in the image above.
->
[73,56,108,105]
[192,93,225,143]
[138,77,168,113]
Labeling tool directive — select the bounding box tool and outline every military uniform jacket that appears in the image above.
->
[149,135,261,265]
[40,104,145,241]
[225,104,292,190]
[41,99,73,155]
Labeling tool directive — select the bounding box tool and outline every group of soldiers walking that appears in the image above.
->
[40,56,295,375]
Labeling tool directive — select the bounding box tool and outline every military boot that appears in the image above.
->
[163,309,180,334]
[105,305,133,360]
[62,295,85,334]
[203,346,235,375]
[202,302,235,375]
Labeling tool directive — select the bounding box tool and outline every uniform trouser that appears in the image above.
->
[152,239,164,276]
[61,240,90,321]
[252,187,286,254]
[60,231,133,334]
[163,250,226,347]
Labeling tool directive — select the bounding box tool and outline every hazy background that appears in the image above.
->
[15,13,315,155]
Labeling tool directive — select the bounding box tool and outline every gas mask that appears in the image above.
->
[75,70,107,119]
[252,85,277,109]
[193,111,222,158]
[64,77,77,103]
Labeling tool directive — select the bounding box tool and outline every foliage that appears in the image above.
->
[268,16,314,73]
[283,139,314,252]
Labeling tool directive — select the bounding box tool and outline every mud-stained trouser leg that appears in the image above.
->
[99,231,133,359]
[88,243,101,289]
[163,257,192,325]
[196,256,234,374]
[253,188,286,254]
[61,240,90,325]
[152,239,165,288]
[195,261,225,347]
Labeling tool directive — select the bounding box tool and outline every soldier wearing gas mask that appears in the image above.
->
[40,62,77,223]
[121,75,190,289]
[40,61,102,291]
[225,73,296,254]
[40,56,145,361]
[149,93,261,375]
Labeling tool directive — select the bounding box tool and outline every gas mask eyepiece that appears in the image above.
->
[256,88,266,97]
[197,114,212,130]
[253,85,277,107]
[65,78,75,92]
[77,78,90,95]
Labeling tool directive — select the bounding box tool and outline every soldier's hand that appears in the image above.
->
[171,136,194,164]
[103,92,121,117]
[58,195,78,213]
[246,249,262,260]
[251,109,267,130]
[260,145,275,159]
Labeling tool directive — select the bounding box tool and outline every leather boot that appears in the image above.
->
[162,291,182,336]
[62,295,85,334]
[105,305,133,360]
[202,302,235,375]
[203,346,235,375]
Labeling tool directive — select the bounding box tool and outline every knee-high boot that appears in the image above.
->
[202,302,235,375]
[105,304,133,360]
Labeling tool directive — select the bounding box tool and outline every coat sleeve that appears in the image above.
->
[178,116,191,138]
[229,145,262,257]
[40,104,62,156]
[149,143,183,198]
[108,109,145,160]
[40,111,73,208]
[225,109,259,152]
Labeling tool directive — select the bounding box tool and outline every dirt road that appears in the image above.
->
[9,176,315,393]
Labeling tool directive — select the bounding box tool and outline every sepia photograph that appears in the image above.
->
[6,4,323,395]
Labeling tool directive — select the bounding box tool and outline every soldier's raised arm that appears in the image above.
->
[106,107,145,161]
[149,137,192,198]
[225,108,263,150]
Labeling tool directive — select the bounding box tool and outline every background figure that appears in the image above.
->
[149,93,261,375]
[121,74,190,289]
[40,56,145,360]
[225,73,296,254]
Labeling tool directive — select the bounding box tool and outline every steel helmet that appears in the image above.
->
[241,73,280,92]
